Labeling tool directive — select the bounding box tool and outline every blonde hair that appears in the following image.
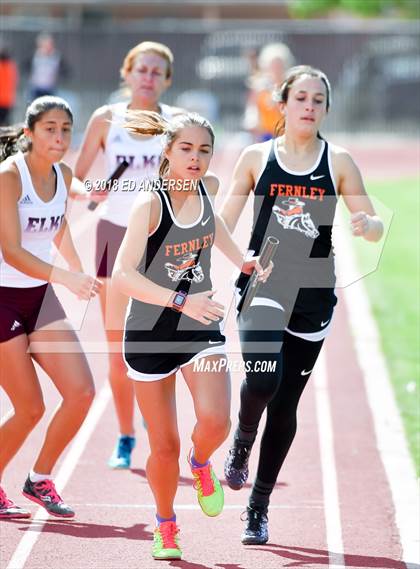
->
[258,42,294,71]
[124,111,215,178]
[272,65,331,137]
[120,41,174,81]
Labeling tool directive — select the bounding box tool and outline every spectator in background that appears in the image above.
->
[0,44,18,126]
[73,41,183,472]
[28,33,69,101]
[243,42,295,141]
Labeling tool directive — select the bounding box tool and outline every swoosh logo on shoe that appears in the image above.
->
[321,319,330,327]
[201,216,211,226]
[310,174,325,181]
[300,369,313,376]
[209,340,222,344]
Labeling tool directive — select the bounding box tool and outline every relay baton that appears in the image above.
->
[240,235,279,313]
[87,159,130,211]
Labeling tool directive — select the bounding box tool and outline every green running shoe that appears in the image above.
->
[152,521,182,560]
[188,449,224,517]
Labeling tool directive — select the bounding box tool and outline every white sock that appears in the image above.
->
[29,470,52,483]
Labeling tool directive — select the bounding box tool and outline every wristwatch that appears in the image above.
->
[171,290,188,312]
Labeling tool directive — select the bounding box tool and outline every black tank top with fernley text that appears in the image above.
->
[238,138,338,313]
[125,180,216,335]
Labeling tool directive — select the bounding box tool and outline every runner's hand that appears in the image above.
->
[242,257,273,283]
[63,272,103,300]
[182,290,225,325]
[88,188,109,203]
[350,211,371,237]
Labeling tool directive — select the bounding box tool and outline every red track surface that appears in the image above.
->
[1,142,416,569]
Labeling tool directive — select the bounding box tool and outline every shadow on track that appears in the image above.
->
[246,543,412,568]
[11,519,152,541]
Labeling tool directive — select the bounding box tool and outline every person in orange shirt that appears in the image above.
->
[243,43,294,142]
[0,45,18,126]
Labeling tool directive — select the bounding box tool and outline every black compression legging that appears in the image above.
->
[237,304,325,510]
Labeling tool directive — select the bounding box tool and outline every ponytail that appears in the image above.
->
[273,116,285,138]
[124,110,171,177]
[159,157,170,178]
[124,110,169,137]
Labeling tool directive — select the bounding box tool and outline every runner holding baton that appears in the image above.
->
[240,235,279,313]
[221,66,383,546]
[87,159,129,211]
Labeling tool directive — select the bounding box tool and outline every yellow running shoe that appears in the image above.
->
[152,521,182,560]
[188,449,224,517]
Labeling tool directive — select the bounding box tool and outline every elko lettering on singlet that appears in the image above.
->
[269,184,326,201]
[116,154,159,169]
[25,215,64,232]
[165,232,214,257]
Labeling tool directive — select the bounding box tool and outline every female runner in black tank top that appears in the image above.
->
[220,66,384,544]
[112,111,272,560]
[72,42,183,470]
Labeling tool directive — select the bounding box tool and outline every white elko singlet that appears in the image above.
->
[100,102,175,228]
[0,152,67,288]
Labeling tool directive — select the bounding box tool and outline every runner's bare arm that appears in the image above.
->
[112,192,175,306]
[0,168,58,281]
[219,145,262,232]
[332,146,384,242]
[53,164,83,271]
[70,105,111,199]
[205,174,271,280]
[0,167,98,299]
[204,174,246,268]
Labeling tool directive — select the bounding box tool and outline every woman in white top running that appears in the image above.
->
[0,96,102,519]
[73,42,182,469]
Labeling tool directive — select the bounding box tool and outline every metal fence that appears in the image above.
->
[2,17,419,137]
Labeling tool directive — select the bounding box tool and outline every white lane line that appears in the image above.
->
[314,350,345,568]
[6,383,112,569]
[336,221,420,568]
[33,503,323,510]
[0,408,14,427]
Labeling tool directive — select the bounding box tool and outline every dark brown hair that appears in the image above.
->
[272,65,331,137]
[0,96,73,162]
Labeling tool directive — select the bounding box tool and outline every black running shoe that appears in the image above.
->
[224,436,253,490]
[22,477,74,518]
[241,506,269,545]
